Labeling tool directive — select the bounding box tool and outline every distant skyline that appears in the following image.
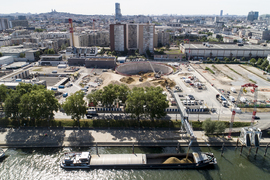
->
[1,0,269,16]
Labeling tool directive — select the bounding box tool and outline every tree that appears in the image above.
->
[202,118,216,134]
[125,87,145,121]
[241,57,246,61]
[261,60,269,70]
[48,49,55,54]
[101,84,118,107]
[19,53,25,58]
[266,65,270,72]
[250,58,256,66]
[62,91,87,128]
[257,58,264,66]
[0,84,9,108]
[4,91,21,126]
[115,84,130,105]
[144,87,169,121]
[0,52,2,57]
[86,89,103,107]
[215,121,226,134]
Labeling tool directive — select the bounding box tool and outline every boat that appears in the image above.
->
[0,148,5,159]
[60,152,217,169]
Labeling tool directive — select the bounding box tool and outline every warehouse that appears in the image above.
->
[179,43,270,60]
[0,56,14,66]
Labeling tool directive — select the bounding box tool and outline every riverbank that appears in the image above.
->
[0,128,269,148]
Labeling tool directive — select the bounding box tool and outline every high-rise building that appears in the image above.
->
[247,11,259,21]
[0,18,9,31]
[115,3,122,22]
[110,23,155,54]
[220,10,223,17]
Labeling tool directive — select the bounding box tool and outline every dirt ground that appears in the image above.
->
[193,64,270,101]
[99,72,174,90]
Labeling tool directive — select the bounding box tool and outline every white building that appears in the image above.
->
[0,56,14,66]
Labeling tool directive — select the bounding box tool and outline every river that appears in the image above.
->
[0,146,269,180]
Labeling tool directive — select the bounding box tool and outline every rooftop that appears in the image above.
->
[180,43,270,50]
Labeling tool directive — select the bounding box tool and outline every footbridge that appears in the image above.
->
[171,92,195,139]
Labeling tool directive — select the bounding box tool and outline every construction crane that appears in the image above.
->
[228,83,258,139]
[147,60,160,78]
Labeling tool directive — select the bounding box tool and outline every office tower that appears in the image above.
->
[115,3,122,22]
[247,11,259,21]
[220,10,223,17]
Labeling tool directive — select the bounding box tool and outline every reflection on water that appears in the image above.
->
[0,146,269,180]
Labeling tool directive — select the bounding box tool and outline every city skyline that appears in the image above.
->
[1,0,269,16]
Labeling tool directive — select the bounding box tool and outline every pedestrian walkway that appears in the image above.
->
[0,127,269,148]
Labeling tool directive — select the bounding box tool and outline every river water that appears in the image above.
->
[0,146,269,180]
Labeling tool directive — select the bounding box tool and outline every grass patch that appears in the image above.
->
[225,64,242,76]
[212,65,234,80]
[164,49,182,55]
[32,68,43,71]
[205,67,215,74]
[249,79,257,84]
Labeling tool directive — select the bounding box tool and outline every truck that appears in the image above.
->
[216,94,228,107]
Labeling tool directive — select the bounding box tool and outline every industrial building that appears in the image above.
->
[40,55,66,66]
[68,56,116,68]
[179,43,270,60]
[0,56,14,66]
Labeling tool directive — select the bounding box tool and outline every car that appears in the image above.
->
[188,95,195,100]
[254,116,260,120]
[86,114,92,119]
[63,93,68,97]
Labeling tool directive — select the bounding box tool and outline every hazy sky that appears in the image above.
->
[1,0,269,16]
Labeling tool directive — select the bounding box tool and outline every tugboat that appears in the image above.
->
[60,152,217,169]
[0,148,5,159]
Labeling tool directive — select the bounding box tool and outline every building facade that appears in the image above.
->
[115,3,122,22]
[247,11,259,21]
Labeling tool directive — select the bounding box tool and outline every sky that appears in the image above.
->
[1,0,269,16]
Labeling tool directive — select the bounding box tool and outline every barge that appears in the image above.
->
[60,152,217,169]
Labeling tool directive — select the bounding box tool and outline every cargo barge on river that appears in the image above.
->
[60,152,217,169]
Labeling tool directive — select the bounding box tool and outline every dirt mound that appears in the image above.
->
[163,157,193,164]
[120,77,135,84]
[152,78,176,88]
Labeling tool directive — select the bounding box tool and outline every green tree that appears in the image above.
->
[0,84,9,108]
[101,84,118,107]
[144,87,169,121]
[0,52,2,57]
[48,49,55,54]
[19,88,59,126]
[250,58,257,66]
[215,121,226,134]
[202,118,216,134]
[125,87,145,121]
[86,89,103,107]
[261,60,269,70]
[62,91,87,128]
[114,84,130,105]
[257,58,264,66]
[266,65,270,72]
[19,53,25,58]
[4,91,21,126]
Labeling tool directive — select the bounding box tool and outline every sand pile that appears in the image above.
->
[152,78,176,88]
[163,157,192,164]
[120,77,135,84]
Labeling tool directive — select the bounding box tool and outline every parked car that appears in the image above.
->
[254,116,260,120]
[188,95,195,100]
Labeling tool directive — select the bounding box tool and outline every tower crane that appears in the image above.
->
[228,83,258,139]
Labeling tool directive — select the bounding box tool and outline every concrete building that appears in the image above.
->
[157,30,170,47]
[10,20,29,28]
[39,55,65,66]
[138,23,155,54]
[0,18,9,31]
[110,23,155,54]
[110,24,126,52]
[246,29,270,40]
[68,56,116,68]
[179,43,270,60]
[0,56,14,66]
[115,3,122,22]
[65,47,98,58]
[73,31,109,47]
[220,10,223,17]
[247,11,259,21]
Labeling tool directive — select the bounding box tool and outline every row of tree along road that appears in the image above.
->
[0,83,169,128]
